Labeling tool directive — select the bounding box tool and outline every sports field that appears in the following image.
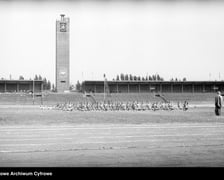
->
[0,101,224,167]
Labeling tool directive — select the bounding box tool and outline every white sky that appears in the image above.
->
[0,0,224,85]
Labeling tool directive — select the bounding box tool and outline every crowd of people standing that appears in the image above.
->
[40,100,189,112]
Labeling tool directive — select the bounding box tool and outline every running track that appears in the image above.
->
[1,123,224,167]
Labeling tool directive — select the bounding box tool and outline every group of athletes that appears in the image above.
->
[41,100,189,112]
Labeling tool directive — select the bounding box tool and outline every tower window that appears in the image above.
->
[60,81,66,83]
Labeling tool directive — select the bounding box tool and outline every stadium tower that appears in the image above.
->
[56,14,70,92]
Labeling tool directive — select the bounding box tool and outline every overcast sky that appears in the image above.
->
[0,0,224,85]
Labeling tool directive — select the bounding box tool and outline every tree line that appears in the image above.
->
[170,77,187,82]
[113,73,164,81]
[74,75,188,92]
[18,74,51,90]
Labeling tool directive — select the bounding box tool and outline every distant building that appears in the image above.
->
[0,80,43,93]
[81,80,224,93]
[56,14,70,93]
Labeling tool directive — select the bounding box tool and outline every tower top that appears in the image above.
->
[60,14,65,21]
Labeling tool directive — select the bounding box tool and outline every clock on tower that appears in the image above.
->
[60,23,67,32]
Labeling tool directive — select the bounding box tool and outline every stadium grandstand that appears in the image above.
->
[0,79,222,106]
[81,80,224,93]
[0,80,43,93]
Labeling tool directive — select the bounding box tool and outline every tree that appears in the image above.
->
[34,75,38,80]
[116,75,119,81]
[76,81,81,91]
[19,75,24,80]
[148,75,152,81]
[51,84,56,92]
[69,84,75,91]
[38,75,42,80]
[145,76,148,81]
[183,77,187,81]
[124,74,129,81]
[152,75,156,81]
[43,78,47,90]
[133,76,137,81]
[137,76,141,81]
[120,73,125,81]
[129,74,133,81]
[47,80,51,90]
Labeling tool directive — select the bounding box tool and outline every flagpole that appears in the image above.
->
[33,78,35,105]
[103,74,106,102]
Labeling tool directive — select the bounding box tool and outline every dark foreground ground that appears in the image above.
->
[0,105,224,167]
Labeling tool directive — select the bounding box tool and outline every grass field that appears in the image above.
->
[0,92,216,105]
[1,102,224,167]
[0,105,222,125]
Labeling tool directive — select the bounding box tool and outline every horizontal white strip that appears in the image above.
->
[0,133,223,142]
[1,124,224,132]
[1,129,224,140]
[0,135,224,147]
[1,141,224,153]
[0,137,73,141]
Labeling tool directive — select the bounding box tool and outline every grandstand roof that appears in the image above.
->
[82,80,224,84]
[0,80,43,83]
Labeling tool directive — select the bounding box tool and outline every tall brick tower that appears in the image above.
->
[56,14,70,92]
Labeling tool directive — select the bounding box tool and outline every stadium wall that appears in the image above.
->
[81,80,224,93]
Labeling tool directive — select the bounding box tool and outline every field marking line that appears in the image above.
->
[0,133,80,137]
[1,140,224,154]
[89,133,224,139]
[2,142,224,154]
[1,133,224,141]
[0,135,224,146]
[1,124,224,131]
[2,129,224,139]
[0,137,73,141]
